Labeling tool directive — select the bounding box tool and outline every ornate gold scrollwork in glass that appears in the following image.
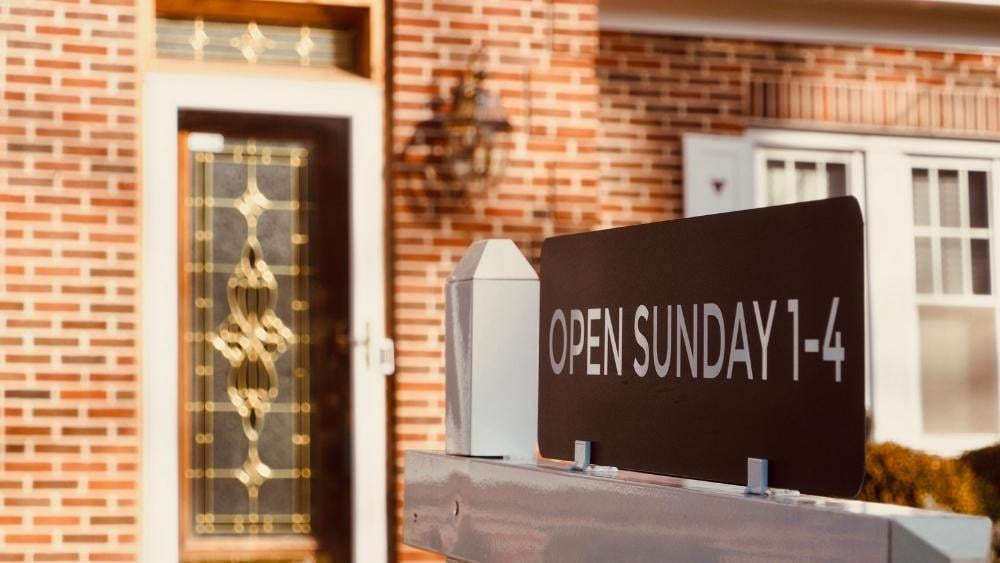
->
[186,139,312,535]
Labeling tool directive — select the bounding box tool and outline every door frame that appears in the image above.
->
[140,72,388,562]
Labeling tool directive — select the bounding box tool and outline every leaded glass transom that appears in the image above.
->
[157,18,356,71]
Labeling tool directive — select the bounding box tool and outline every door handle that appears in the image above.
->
[334,320,395,376]
[377,337,395,376]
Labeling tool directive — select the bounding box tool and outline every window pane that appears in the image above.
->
[187,141,313,535]
[940,237,963,294]
[156,18,357,71]
[919,305,999,433]
[969,170,989,229]
[794,161,820,202]
[915,237,933,294]
[826,162,847,198]
[766,160,787,205]
[972,238,992,295]
[938,169,961,227]
[912,168,930,226]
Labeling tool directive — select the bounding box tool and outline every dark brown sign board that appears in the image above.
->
[538,197,865,497]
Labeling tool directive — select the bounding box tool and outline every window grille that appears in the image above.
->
[910,161,998,435]
[157,17,355,70]
[760,149,852,206]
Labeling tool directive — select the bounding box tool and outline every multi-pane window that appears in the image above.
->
[763,150,851,205]
[178,112,353,560]
[911,163,998,434]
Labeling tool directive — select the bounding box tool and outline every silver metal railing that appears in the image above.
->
[749,78,1000,138]
[404,450,991,562]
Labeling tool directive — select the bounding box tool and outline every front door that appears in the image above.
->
[177,111,352,561]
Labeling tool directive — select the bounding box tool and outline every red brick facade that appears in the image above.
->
[3,0,1000,560]
[0,0,140,561]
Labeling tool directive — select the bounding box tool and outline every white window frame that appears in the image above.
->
[746,128,1000,457]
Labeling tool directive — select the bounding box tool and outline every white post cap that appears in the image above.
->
[448,239,538,282]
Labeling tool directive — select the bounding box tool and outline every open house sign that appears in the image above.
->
[546,298,845,382]
[537,197,866,497]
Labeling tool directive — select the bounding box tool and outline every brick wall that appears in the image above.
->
[0,0,139,561]
[2,0,998,559]
[390,0,599,558]
[597,31,1000,227]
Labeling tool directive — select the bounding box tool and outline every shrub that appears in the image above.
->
[962,445,1000,520]
[858,442,990,517]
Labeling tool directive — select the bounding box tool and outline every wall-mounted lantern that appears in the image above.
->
[425,51,512,196]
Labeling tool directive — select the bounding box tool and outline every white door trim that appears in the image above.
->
[140,71,387,563]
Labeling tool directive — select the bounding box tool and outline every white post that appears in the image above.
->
[445,239,539,459]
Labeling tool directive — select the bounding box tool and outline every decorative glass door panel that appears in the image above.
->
[179,111,351,561]
[188,140,312,535]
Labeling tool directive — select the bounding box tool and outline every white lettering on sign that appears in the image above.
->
[547,298,844,382]
[677,304,697,378]
[569,309,584,375]
[586,308,600,376]
[633,305,649,377]
[726,302,751,380]
[703,303,724,380]
[549,309,567,375]
[653,306,671,378]
[604,307,623,376]
[753,300,775,380]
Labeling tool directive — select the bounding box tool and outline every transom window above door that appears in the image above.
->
[152,0,379,78]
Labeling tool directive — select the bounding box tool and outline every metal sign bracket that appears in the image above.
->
[572,440,590,470]
[571,440,618,476]
[746,457,799,497]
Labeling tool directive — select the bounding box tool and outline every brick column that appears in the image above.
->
[0,1,140,560]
